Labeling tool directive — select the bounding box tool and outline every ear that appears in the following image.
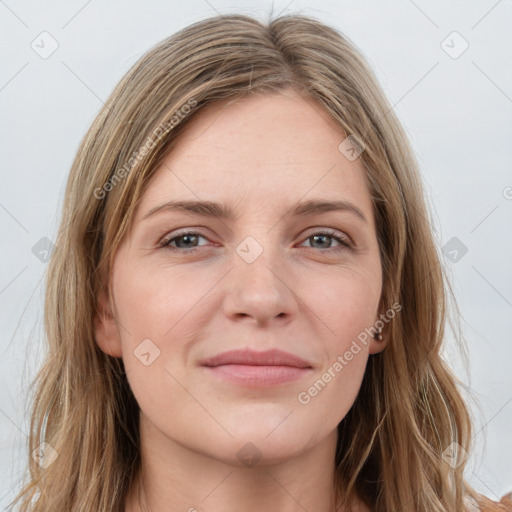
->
[93,283,123,358]
[368,327,389,355]
[368,304,390,355]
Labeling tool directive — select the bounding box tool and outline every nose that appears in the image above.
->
[222,240,297,326]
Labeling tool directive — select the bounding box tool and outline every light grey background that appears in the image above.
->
[1,0,511,508]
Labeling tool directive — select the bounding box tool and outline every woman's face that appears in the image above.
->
[95,88,386,466]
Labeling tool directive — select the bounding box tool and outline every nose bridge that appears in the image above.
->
[234,231,284,291]
[223,229,295,323]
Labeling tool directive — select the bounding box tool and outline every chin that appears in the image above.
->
[232,428,321,464]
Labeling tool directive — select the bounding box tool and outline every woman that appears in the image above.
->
[10,13,511,512]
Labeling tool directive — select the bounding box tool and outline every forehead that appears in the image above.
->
[136,90,374,224]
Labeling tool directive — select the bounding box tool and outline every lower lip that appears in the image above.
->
[203,364,312,387]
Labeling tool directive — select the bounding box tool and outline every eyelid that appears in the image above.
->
[159,227,353,252]
[159,229,213,248]
[301,227,353,246]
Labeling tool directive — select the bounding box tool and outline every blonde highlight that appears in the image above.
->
[10,13,500,512]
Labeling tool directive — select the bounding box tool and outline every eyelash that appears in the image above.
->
[159,229,352,254]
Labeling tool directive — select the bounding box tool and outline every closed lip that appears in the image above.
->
[199,348,312,368]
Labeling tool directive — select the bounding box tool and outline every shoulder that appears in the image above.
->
[465,490,512,512]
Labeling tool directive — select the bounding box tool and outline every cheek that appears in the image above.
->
[107,250,381,457]
[111,259,219,399]
[297,349,368,424]
[295,275,378,420]
[305,267,381,342]
[113,260,210,340]
[304,269,380,395]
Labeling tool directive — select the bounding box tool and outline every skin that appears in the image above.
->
[94,88,387,512]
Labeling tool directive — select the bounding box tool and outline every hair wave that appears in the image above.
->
[10,12,498,512]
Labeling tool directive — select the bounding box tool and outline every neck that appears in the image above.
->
[124,414,347,512]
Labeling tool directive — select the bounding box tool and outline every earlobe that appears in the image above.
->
[93,285,123,358]
[368,326,388,355]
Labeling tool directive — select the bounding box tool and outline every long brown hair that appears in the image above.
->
[10,12,492,511]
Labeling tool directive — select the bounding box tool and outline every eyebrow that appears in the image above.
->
[142,199,368,224]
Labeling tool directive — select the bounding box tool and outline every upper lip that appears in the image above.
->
[200,349,312,368]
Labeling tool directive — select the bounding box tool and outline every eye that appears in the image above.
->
[299,230,352,252]
[160,231,211,252]
[159,229,352,254]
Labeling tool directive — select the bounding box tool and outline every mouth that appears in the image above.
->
[199,348,313,387]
